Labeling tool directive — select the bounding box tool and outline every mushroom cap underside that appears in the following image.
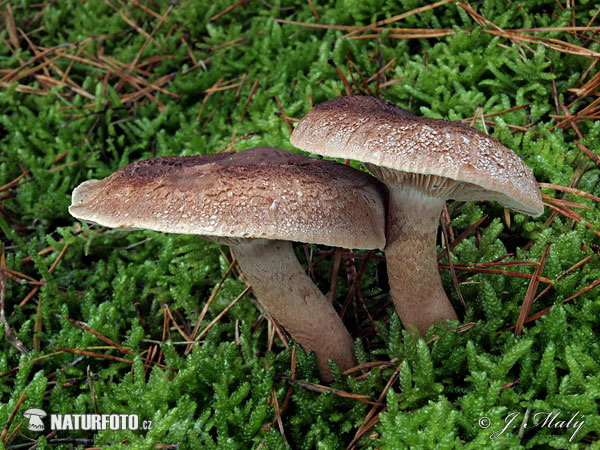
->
[291,96,543,216]
[69,146,387,250]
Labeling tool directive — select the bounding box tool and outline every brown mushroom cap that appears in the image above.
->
[290,96,543,216]
[69,146,386,250]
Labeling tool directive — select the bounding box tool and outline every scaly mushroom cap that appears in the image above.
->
[69,146,386,249]
[290,96,543,216]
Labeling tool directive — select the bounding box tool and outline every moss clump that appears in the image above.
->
[0,0,598,448]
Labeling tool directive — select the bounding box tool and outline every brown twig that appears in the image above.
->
[271,387,288,444]
[1,245,29,354]
[542,194,589,210]
[328,248,342,304]
[0,170,31,192]
[347,58,374,95]
[104,0,161,48]
[307,0,320,20]
[274,96,295,131]
[328,59,353,95]
[515,244,551,335]
[574,141,600,167]
[502,279,600,332]
[538,183,600,203]
[340,251,373,319]
[284,379,376,404]
[271,346,296,428]
[63,315,134,356]
[446,265,554,284]
[543,203,599,237]
[186,257,238,354]
[0,351,65,380]
[163,304,192,342]
[132,0,163,20]
[366,57,397,85]
[196,77,223,122]
[51,346,133,364]
[485,29,600,58]
[342,359,398,376]
[532,255,593,304]
[436,215,488,260]
[4,4,21,52]
[19,244,70,307]
[347,363,402,448]
[210,37,248,52]
[33,292,43,351]
[191,286,251,344]
[0,391,27,442]
[4,422,22,447]
[343,0,458,38]
[238,78,260,123]
[350,30,455,40]
[87,366,99,414]
[440,211,465,308]
[209,0,252,22]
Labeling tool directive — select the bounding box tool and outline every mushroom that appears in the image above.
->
[290,96,543,335]
[69,146,386,381]
[23,408,47,431]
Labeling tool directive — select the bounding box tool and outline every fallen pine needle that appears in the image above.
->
[192,286,251,343]
[210,0,252,22]
[439,265,554,284]
[0,351,65,379]
[515,244,552,335]
[538,183,600,203]
[0,391,26,442]
[342,359,398,376]
[63,315,134,356]
[284,379,377,405]
[532,255,593,304]
[347,363,402,448]
[343,0,458,38]
[186,257,238,355]
[51,346,133,364]
[502,279,600,333]
[1,245,29,354]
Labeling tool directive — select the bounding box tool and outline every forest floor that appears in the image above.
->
[0,0,598,448]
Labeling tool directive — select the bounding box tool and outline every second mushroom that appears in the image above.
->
[291,96,544,336]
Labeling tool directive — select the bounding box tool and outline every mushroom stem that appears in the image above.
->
[385,185,458,335]
[232,239,356,381]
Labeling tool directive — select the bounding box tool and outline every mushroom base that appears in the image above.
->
[232,239,356,381]
[385,185,458,335]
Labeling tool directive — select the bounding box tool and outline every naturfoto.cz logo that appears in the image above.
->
[23,410,152,432]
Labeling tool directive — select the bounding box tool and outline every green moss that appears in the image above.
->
[0,0,598,448]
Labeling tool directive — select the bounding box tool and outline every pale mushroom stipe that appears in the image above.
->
[69,146,386,381]
[290,96,544,336]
